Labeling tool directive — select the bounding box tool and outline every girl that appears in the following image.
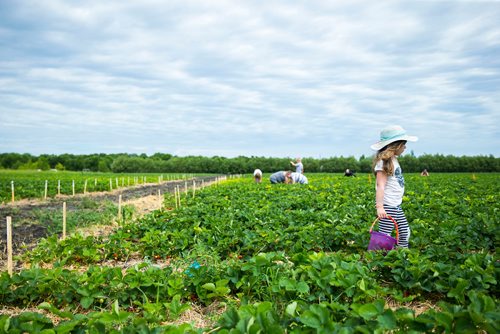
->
[371,125,418,248]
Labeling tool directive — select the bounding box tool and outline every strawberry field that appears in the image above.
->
[0,170,195,203]
[1,173,498,333]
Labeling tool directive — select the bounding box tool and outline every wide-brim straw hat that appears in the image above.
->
[370,125,418,150]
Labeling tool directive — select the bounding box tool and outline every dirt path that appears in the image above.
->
[0,176,221,254]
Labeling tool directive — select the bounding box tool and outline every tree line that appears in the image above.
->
[0,152,498,174]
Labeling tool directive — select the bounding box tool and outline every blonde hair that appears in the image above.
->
[372,140,406,176]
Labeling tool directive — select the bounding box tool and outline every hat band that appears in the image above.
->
[381,131,406,141]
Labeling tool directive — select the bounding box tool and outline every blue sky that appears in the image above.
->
[1,0,499,158]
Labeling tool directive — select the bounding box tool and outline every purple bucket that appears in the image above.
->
[367,216,399,251]
[368,231,397,250]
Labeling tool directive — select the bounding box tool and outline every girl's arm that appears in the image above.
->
[375,171,388,218]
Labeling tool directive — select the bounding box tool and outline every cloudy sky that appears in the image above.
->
[1,0,499,158]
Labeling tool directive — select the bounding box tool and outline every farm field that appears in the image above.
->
[0,173,498,332]
[0,174,222,260]
[0,170,203,204]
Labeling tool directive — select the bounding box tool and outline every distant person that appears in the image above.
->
[371,125,418,249]
[290,172,308,184]
[344,169,356,177]
[253,169,263,183]
[420,169,429,176]
[269,171,292,184]
[290,157,304,174]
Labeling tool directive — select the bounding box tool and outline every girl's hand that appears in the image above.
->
[377,206,387,219]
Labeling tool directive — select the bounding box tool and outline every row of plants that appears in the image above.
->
[1,252,497,332]
[0,170,199,203]
[0,173,498,332]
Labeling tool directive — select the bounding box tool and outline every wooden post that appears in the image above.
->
[44,180,48,199]
[62,202,67,240]
[109,178,112,191]
[177,186,181,208]
[174,187,178,209]
[192,180,196,198]
[115,178,118,189]
[95,178,97,189]
[118,195,122,220]
[11,181,14,203]
[128,177,130,186]
[72,180,75,196]
[185,181,188,195]
[58,180,61,195]
[84,179,88,194]
[6,216,13,276]
[158,189,162,210]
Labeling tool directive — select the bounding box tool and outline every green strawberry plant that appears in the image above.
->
[2,173,499,332]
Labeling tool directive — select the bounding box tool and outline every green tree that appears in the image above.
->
[36,157,50,170]
[55,162,65,171]
[98,159,111,172]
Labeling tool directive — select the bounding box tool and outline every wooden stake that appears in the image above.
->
[158,189,162,210]
[11,181,14,203]
[118,195,122,220]
[72,180,75,196]
[6,216,13,276]
[192,180,196,198]
[185,181,188,195]
[44,180,48,199]
[84,179,88,194]
[177,186,181,208]
[62,202,67,240]
[109,178,112,191]
[174,187,178,209]
[58,180,61,195]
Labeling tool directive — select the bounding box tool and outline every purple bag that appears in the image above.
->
[368,215,399,251]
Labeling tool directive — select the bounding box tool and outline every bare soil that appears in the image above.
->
[0,176,219,256]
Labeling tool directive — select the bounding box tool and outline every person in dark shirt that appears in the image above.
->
[269,171,292,184]
[344,169,356,177]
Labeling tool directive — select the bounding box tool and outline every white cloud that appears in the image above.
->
[0,0,499,158]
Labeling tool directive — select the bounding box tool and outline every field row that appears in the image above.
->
[0,173,498,332]
[0,170,202,203]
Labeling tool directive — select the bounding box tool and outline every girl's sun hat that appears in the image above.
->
[370,125,418,150]
[253,169,262,176]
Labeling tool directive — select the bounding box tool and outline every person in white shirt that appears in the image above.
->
[290,172,308,184]
[290,157,304,174]
[253,169,263,183]
[371,125,418,248]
